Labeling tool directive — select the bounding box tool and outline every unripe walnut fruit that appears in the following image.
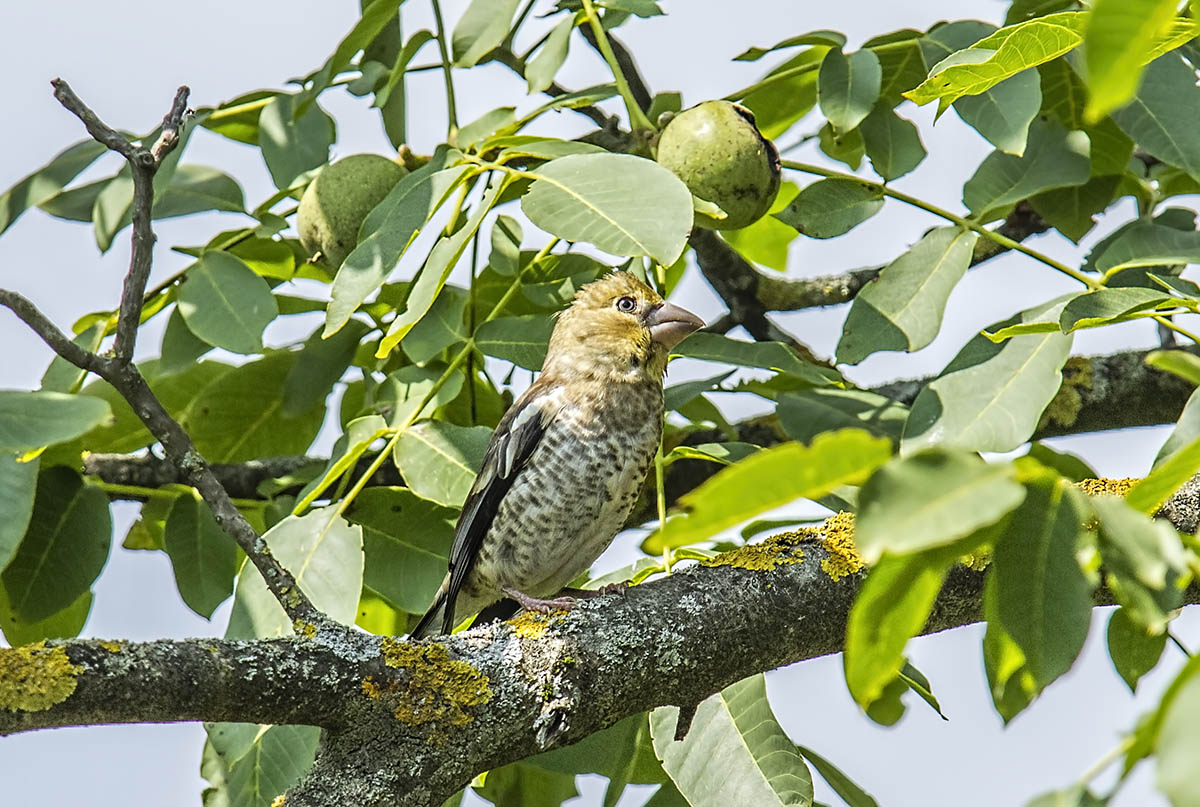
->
[297,154,408,268]
[655,100,781,230]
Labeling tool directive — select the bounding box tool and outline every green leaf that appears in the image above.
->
[393,421,492,507]
[326,156,471,337]
[990,473,1092,687]
[644,430,892,554]
[154,165,246,218]
[721,182,801,270]
[1112,52,1200,181]
[665,442,760,466]
[224,725,319,807]
[1155,387,1200,470]
[844,550,952,715]
[376,176,509,357]
[795,744,878,807]
[739,49,825,140]
[258,94,335,190]
[954,68,1041,156]
[164,495,238,619]
[374,365,465,428]
[777,389,909,445]
[522,153,693,265]
[180,353,325,463]
[867,29,927,106]
[837,227,977,364]
[817,49,882,133]
[1029,175,1121,243]
[92,168,134,253]
[226,507,363,639]
[40,322,104,394]
[1149,350,1200,389]
[178,251,278,354]
[1107,606,1166,693]
[906,12,1086,107]
[1026,442,1097,482]
[457,107,518,149]
[403,285,468,364]
[0,586,91,647]
[346,487,456,614]
[0,138,106,236]
[0,454,37,571]
[230,237,296,280]
[475,762,578,807]
[1088,221,1200,274]
[160,308,214,374]
[293,415,389,514]
[982,577,1039,722]
[773,178,884,239]
[1156,657,1200,806]
[452,0,521,67]
[1082,0,1180,121]
[735,31,847,61]
[817,121,865,170]
[651,674,814,807]
[1093,495,1185,632]
[664,371,736,411]
[1128,434,1200,515]
[374,29,436,109]
[859,106,926,181]
[902,297,1074,453]
[526,15,576,93]
[856,448,1025,563]
[675,332,841,387]
[489,214,523,276]
[0,390,112,452]
[282,320,369,417]
[962,119,1090,219]
[520,252,608,309]
[1,467,111,621]
[474,314,555,370]
[1058,286,1176,332]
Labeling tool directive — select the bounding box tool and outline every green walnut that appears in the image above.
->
[655,100,781,230]
[297,154,408,268]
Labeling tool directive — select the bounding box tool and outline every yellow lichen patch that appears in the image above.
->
[378,638,492,739]
[1076,478,1137,498]
[0,641,82,712]
[508,609,563,640]
[362,676,383,699]
[96,640,124,653]
[701,529,807,571]
[1039,356,1093,430]
[291,619,318,640]
[271,796,286,807]
[960,548,992,571]
[815,512,862,581]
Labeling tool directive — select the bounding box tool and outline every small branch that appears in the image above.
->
[488,48,614,129]
[0,290,108,374]
[30,82,336,635]
[50,78,137,159]
[430,0,459,140]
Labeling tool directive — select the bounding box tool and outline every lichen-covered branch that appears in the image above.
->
[4,493,1199,807]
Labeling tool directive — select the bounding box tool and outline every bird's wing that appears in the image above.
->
[441,378,562,633]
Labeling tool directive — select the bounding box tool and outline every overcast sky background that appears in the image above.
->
[1,1,1198,805]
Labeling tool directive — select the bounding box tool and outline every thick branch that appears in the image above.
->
[7,480,1200,807]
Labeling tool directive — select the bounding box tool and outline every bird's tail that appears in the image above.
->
[411,590,448,639]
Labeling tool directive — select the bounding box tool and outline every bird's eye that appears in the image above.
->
[615,296,637,313]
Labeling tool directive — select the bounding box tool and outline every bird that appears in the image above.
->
[411,271,705,638]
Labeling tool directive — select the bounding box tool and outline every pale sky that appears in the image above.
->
[1,1,1196,805]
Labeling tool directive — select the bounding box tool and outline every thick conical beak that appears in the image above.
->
[646,302,705,348]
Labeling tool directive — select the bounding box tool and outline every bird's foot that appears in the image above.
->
[559,581,629,599]
[503,586,579,614]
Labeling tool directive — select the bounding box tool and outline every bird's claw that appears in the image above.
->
[503,587,579,614]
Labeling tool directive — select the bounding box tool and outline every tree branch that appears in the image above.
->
[7,83,341,636]
[6,483,1200,806]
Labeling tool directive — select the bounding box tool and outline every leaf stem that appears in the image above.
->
[430,0,459,142]
[1154,315,1200,345]
[779,159,1101,290]
[579,0,656,132]
[87,479,265,511]
[723,61,819,102]
[1078,736,1134,786]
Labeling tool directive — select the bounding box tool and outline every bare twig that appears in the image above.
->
[16,82,339,636]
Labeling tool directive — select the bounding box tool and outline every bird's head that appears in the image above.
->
[543,271,705,383]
